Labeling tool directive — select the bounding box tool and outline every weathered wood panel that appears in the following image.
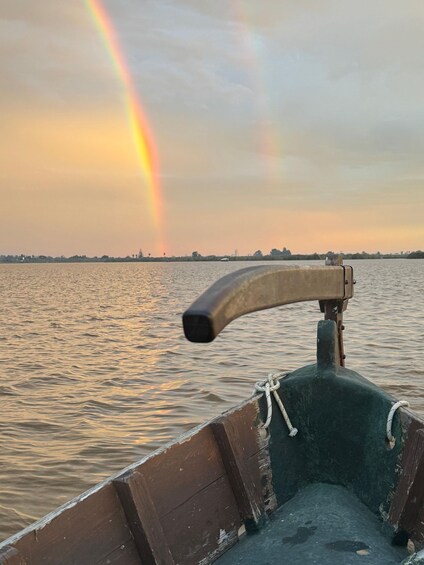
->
[114,471,174,565]
[100,540,142,565]
[211,401,266,530]
[108,399,276,564]
[411,494,424,548]
[390,418,424,529]
[113,422,243,564]
[388,408,424,551]
[137,426,227,518]
[249,444,277,515]
[7,484,139,565]
[160,476,240,565]
[220,398,277,516]
[0,547,25,565]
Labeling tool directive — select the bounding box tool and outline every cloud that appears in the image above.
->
[0,0,423,254]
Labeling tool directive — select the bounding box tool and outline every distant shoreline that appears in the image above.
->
[0,251,422,263]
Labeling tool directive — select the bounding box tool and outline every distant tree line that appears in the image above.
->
[407,250,424,259]
[188,248,421,261]
[0,249,422,264]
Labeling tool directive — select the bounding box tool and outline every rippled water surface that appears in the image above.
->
[0,259,423,539]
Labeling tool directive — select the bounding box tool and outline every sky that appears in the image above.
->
[1,0,423,257]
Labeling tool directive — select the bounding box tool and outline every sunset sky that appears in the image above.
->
[1,0,423,257]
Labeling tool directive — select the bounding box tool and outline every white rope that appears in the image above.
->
[255,372,298,436]
[386,400,409,448]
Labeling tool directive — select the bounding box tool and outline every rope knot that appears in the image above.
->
[255,373,280,395]
[254,372,298,437]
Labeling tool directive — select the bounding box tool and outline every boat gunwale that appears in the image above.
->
[0,394,260,551]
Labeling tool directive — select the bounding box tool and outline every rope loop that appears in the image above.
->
[255,372,298,437]
[386,400,409,449]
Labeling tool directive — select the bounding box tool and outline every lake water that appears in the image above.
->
[0,259,423,540]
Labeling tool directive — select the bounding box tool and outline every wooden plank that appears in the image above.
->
[411,496,424,548]
[11,484,138,565]
[113,422,243,563]
[216,400,263,459]
[0,546,25,565]
[139,426,227,518]
[390,419,424,529]
[99,539,143,565]
[113,471,174,565]
[160,476,240,565]
[222,398,276,515]
[254,443,278,515]
[211,401,266,531]
[183,265,353,342]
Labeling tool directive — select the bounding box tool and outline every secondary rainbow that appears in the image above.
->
[86,0,164,253]
[231,1,281,184]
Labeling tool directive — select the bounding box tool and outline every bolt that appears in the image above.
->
[342,354,346,359]
[341,325,345,330]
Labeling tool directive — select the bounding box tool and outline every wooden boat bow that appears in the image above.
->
[3,261,424,565]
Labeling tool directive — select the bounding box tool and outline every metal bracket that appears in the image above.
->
[318,263,354,367]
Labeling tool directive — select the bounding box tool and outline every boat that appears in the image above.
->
[0,260,423,564]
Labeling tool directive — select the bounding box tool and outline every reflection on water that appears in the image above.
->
[0,259,423,539]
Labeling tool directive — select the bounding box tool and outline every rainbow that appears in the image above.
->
[231,1,281,183]
[86,0,165,254]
